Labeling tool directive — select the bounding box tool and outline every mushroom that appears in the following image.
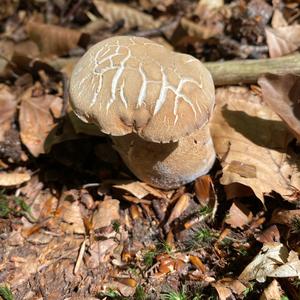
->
[69,36,215,189]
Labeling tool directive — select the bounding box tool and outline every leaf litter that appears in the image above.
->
[0,1,300,299]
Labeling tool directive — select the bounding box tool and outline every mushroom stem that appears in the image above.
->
[111,123,215,190]
[204,52,300,86]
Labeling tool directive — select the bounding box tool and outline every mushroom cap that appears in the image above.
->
[69,36,215,143]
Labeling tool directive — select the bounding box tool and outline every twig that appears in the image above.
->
[204,52,300,85]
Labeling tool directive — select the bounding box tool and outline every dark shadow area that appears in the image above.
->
[222,105,290,153]
[289,77,300,120]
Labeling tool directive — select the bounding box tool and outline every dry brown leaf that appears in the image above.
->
[239,243,300,282]
[0,84,17,141]
[258,74,300,140]
[59,200,85,234]
[270,250,300,278]
[139,0,173,11]
[265,25,300,58]
[93,0,161,30]
[104,281,136,297]
[212,282,232,300]
[213,278,246,297]
[271,9,288,29]
[88,239,118,267]
[27,20,82,56]
[0,170,30,186]
[257,225,280,244]
[180,17,222,40]
[260,280,282,300]
[113,181,167,199]
[0,0,19,20]
[165,194,190,230]
[270,209,300,226]
[198,0,224,11]
[93,199,120,230]
[19,84,63,156]
[194,175,212,206]
[224,183,254,200]
[210,87,300,202]
[225,201,253,229]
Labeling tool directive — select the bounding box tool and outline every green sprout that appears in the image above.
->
[135,285,146,300]
[160,290,187,300]
[143,250,157,267]
[199,206,212,216]
[112,220,121,233]
[0,285,14,300]
[194,228,214,244]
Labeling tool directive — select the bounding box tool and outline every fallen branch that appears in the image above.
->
[204,52,300,85]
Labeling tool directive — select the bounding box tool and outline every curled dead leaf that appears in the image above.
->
[59,200,85,234]
[93,199,120,230]
[0,170,30,186]
[164,193,190,231]
[239,243,300,283]
[225,201,253,229]
[260,279,283,300]
[19,84,63,156]
[258,74,300,141]
[27,20,83,56]
[93,0,161,29]
[265,25,300,58]
[210,87,300,202]
[0,84,16,141]
[270,209,300,227]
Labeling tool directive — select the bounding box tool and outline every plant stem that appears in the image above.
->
[204,52,300,85]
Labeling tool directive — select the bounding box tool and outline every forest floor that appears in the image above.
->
[0,0,300,299]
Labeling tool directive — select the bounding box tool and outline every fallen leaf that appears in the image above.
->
[265,25,300,58]
[198,0,223,10]
[210,87,300,202]
[260,279,282,300]
[180,17,222,40]
[0,0,19,20]
[59,200,85,234]
[214,278,246,296]
[0,170,30,186]
[257,225,280,244]
[224,183,254,200]
[225,201,253,229]
[194,175,212,206]
[270,250,300,278]
[88,239,118,267]
[212,282,233,300]
[189,255,206,273]
[27,20,83,56]
[19,84,63,156]
[270,209,300,226]
[258,74,300,140]
[113,181,167,199]
[239,243,300,283]
[165,194,190,231]
[104,280,136,297]
[93,0,161,30]
[271,9,288,29]
[93,199,120,230]
[0,84,17,141]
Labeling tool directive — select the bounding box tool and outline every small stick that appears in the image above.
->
[204,52,300,85]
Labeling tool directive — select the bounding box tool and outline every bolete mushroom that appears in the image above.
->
[69,36,215,189]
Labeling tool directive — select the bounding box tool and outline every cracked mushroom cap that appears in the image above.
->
[69,36,215,143]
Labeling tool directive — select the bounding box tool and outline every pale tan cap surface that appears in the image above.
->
[69,36,215,143]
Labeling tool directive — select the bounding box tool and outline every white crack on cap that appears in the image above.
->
[69,36,215,143]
